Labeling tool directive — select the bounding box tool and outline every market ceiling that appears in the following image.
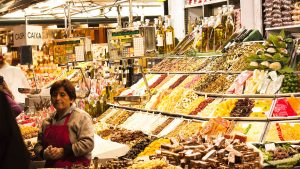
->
[0,0,164,18]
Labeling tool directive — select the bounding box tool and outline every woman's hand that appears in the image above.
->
[44,146,64,160]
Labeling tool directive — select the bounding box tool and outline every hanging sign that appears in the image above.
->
[13,25,43,47]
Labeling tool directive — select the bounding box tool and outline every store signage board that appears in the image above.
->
[0,46,8,55]
[75,46,85,61]
[85,37,91,52]
[111,30,139,37]
[13,25,43,47]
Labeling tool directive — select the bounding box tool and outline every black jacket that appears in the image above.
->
[0,90,30,169]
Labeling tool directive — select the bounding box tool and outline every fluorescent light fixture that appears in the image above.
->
[47,25,58,29]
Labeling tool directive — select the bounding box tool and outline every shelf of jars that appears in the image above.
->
[263,0,300,31]
[185,0,228,8]
[265,24,300,32]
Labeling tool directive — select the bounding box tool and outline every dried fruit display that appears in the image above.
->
[145,90,171,110]
[177,75,197,88]
[120,74,159,96]
[249,99,273,117]
[182,75,201,89]
[265,122,300,142]
[186,57,212,71]
[230,98,254,117]
[94,122,109,134]
[202,56,228,71]
[226,42,263,71]
[137,138,171,157]
[121,113,162,134]
[100,159,132,168]
[156,75,182,91]
[179,121,203,139]
[177,97,205,115]
[232,122,266,142]
[148,116,169,134]
[98,128,148,146]
[120,138,153,159]
[189,98,214,115]
[201,117,234,136]
[119,113,143,130]
[172,90,203,115]
[166,120,189,139]
[128,159,168,169]
[96,107,114,121]
[19,125,39,139]
[157,87,186,112]
[150,58,210,72]
[169,75,188,89]
[105,110,133,126]
[151,58,171,72]
[194,74,220,92]
[286,96,300,116]
[272,98,297,117]
[153,75,174,90]
[152,118,174,135]
[145,75,183,110]
[158,118,184,137]
[149,75,168,89]
[97,128,114,139]
[213,99,238,117]
[160,58,184,72]
[199,98,223,117]
[200,74,236,93]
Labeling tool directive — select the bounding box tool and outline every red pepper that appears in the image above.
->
[276,123,285,141]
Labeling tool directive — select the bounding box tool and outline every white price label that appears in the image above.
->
[122,78,127,85]
[265,143,276,152]
[166,32,173,45]
[157,35,163,46]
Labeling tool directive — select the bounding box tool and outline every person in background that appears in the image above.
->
[0,90,30,169]
[34,79,94,168]
[0,76,23,117]
[0,53,30,104]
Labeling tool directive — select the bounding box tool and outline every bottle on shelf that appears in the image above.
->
[154,18,159,34]
[221,5,228,28]
[225,5,235,41]
[164,15,175,54]
[207,16,215,52]
[109,83,117,103]
[41,42,49,56]
[194,17,203,52]
[193,17,199,31]
[214,7,224,51]
[156,16,165,54]
[188,16,193,34]
[125,59,134,87]
[122,63,127,86]
[145,19,150,26]
[201,17,209,52]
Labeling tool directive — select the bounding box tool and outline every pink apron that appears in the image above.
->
[43,112,90,168]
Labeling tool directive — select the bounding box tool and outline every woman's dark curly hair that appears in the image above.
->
[50,79,76,100]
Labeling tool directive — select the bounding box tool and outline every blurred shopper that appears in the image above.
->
[0,90,30,169]
[34,79,94,168]
[0,53,30,104]
[0,76,23,117]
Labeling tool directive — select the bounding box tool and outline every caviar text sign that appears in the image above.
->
[13,25,43,47]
